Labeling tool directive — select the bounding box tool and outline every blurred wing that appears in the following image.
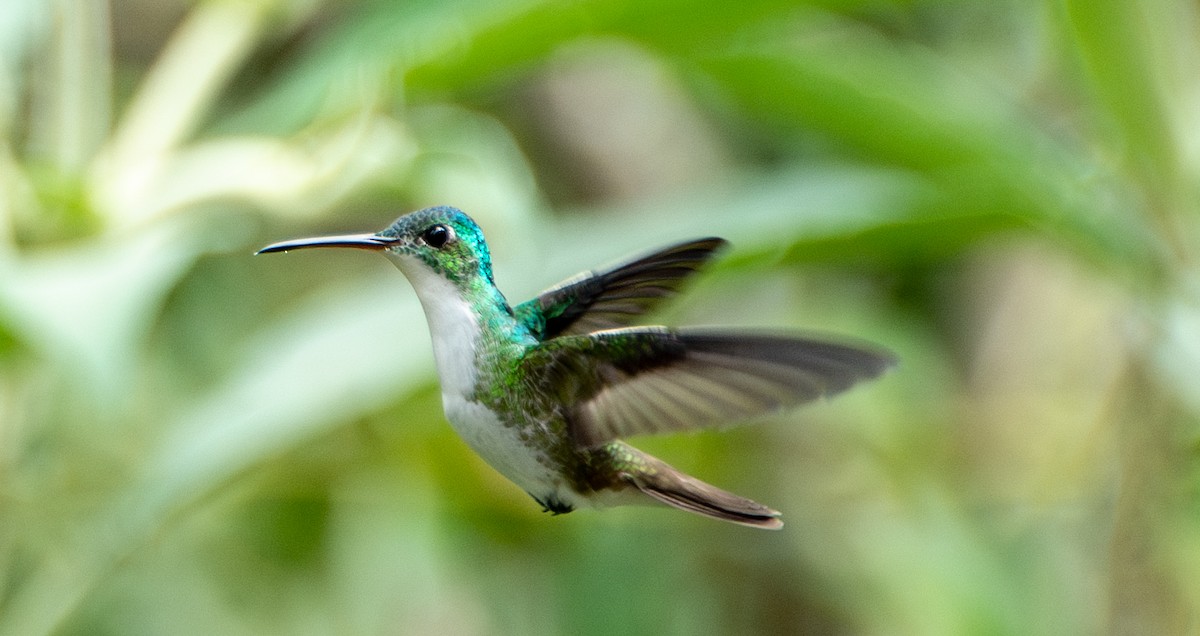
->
[514,238,727,341]
[527,328,896,448]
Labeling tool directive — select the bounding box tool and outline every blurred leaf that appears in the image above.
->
[0,216,204,409]
[1062,0,1180,193]
[0,271,436,635]
[700,41,1168,285]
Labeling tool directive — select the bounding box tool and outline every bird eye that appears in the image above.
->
[422,224,454,249]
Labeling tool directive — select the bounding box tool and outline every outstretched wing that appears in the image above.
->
[525,327,895,448]
[514,238,727,341]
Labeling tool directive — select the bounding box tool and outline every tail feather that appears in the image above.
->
[620,454,783,530]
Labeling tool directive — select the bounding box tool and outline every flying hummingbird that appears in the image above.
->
[258,206,893,529]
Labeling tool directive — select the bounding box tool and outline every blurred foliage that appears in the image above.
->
[0,0,1198,634]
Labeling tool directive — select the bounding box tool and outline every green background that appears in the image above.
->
[1,0,1197,633]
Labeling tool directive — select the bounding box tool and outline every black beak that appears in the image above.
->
[255,233,397,255]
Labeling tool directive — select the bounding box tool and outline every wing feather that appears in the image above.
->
[526,328,895,447]
[513,238,727,340]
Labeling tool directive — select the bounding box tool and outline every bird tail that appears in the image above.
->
[618,448,783,530]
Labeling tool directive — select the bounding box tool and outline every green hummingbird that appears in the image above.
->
[258,206,893,529]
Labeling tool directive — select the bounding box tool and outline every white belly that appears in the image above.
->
[443,394,560,496]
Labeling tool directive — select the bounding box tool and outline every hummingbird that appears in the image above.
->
[258,206,893,529]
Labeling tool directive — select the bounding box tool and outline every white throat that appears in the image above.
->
[385,253,481,398]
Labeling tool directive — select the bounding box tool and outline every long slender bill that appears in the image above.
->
[256,234,396,254]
